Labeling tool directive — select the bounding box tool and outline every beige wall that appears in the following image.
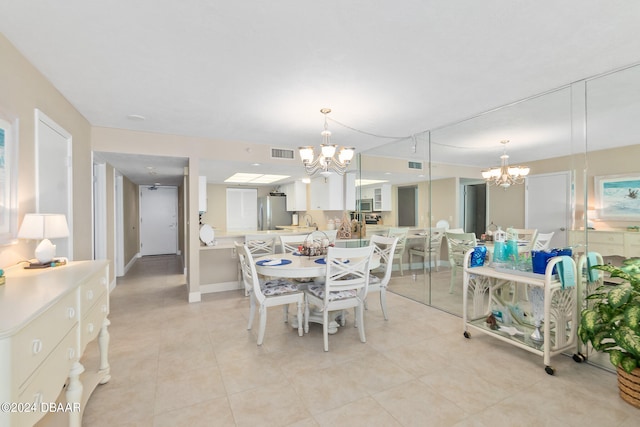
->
[122,176,140,264]
[0,34,94,269]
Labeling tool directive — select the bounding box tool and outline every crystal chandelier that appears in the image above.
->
[298,108,355,177]
[481,140,530,188]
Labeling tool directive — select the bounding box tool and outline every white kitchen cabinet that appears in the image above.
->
[374,184,392,211]
[310,174,344,210]
[283,180,308,211]
[199,176,207,213]
[344,172,356,211]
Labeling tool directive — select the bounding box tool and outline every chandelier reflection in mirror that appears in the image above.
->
[298,108,355,177]
[481,140,530,188]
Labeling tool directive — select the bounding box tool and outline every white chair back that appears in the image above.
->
[323,245,375,303]
[244,234,277,256]
[369,235,399,288]
[533,232,554,251]
[280,234,306,254]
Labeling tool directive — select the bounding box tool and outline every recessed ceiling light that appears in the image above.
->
[224,173,290,184]
[251,163,261,166]
[128,114,146,121]
[355,179,388,186]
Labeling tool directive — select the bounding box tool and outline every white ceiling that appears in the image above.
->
[1,1,640,185]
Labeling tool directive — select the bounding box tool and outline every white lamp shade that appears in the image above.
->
[18,213,70,239]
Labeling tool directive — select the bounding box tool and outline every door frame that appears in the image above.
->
[35,109,73,259]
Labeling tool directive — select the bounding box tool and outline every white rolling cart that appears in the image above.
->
[462,249,581,375]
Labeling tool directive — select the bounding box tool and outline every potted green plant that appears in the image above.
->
[578,257,640,408]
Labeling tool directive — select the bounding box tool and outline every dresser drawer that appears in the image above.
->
[16,326,77,427]
[80,268,108,313]
[12,290,77,389]
[80,292,108,352]
[588,232,624,245]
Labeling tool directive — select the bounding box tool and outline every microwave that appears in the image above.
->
[357,198,374,212]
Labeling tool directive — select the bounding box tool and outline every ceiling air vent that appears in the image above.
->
[271,147,295,159]
[408,161,423,170]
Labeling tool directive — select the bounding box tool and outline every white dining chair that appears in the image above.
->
[408,228,446,273]
[368,235,399,320]
[532,232,554,251]
[244,234,277,256]
[304,245,375,351]
[445,231,477,293]
[238,244,304,345]
[386,227,409,276]
[279,234,307,254]
[506,228,538,252]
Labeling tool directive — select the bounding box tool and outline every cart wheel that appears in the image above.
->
[572,353,585,363]
[463,331,471,339]
[545,365,555,375]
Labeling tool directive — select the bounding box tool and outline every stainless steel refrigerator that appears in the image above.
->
[257,195,292,230]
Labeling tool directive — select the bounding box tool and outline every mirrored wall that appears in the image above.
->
[361,61,640,371]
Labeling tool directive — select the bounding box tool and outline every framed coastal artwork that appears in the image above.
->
[0,112,19,245]
[595,174,640,219]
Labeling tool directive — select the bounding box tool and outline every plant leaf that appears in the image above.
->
[613,327,640,359]
[610,349,623,368]
[626,305,640,332]
[607,285,631,309]
[620,356,638,374]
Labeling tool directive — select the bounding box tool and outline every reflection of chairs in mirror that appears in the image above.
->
[408,228,446,274]
[244,234,277,256]
[304,245,375,351]
[532,231,554,251]
[445,232,477,293]
[386,227,409,275]
[506,228,538,252]
[435,219,450,230]
[367,235,399,320]
[237,244,304,345]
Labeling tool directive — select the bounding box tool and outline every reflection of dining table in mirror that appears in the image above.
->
[254,252,380,334]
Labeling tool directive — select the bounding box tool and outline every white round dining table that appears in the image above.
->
[254,251,380,334]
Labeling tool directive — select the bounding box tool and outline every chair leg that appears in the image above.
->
[323,310,329,352]
[283,304,289,323]
[247,292,256,330]
[380,288,388,320]
[449,266,456,293]
[304,298,310,334]
[357,304,366,343]
[296,299,303,337]
[399,257,404,276]
[257,306,267,345]
[435,255,440,272]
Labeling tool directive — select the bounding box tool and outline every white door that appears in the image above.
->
[36,110,73,260]
[525,172,571,248]
[140,186,178,255]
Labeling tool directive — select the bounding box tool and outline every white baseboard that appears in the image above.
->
[123,254,139,275]
[109,277,117,293]
[188,291,201,303]
[200,281,242,294]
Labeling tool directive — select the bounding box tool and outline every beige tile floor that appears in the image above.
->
[81,255,638,426]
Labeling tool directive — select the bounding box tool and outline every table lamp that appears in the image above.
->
[18,213,69,267]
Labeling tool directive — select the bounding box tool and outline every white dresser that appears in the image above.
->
[568,229,640,258]
[0,260,110,427]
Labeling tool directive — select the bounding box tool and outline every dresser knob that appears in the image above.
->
[101,304,108,313]
[68,348,76,360]
[88,323,94,334]
[87,290,94,300]
[32,339,43,355]
[67,307,76,319]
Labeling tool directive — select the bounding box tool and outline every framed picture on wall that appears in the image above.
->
[0,112,19,245]
[595,174,640,219]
